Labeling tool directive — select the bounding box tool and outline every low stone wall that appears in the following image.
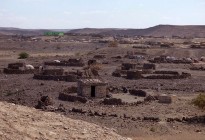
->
[127,71,142,79]
[190,67,205,71]
[33,74,77,82]
[112,71,121,77]
[154,71,179,75]
[93,55,106,59]
[3,68,34,74]
[102,98,124,105]
[149,59,192,64]
[8,63,24,69]
[145,74,180,79]
[44,61,84,67]
[58,93,87,103]
[167,115,205,124]
[145,72,191,79]
[121,63,137,70]
[88,59,97,65]
[43,69,64,76]
[143,63,156,70]
[129,89,147,97]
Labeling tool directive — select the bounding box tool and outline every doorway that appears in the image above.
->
[91,86,96,97]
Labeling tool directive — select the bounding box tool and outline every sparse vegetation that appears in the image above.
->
[75,52,81,56]
[18,52,29,59]
[150,127,156,132]
[90,63,102,70]
[192,94,205,109]
[87,51,93,56]
[108,40,118,47]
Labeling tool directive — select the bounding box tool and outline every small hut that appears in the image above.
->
[77,78,108,98]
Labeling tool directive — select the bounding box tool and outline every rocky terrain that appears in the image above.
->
[1,33,205,139]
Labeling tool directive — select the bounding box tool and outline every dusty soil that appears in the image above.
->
[0,101,129,140]
[1,34,205,139]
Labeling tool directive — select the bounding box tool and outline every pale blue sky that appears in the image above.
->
[0,0,205,29]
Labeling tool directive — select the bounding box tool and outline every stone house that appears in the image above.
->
[77,79,108,98]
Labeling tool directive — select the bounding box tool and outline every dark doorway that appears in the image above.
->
[91,86,96,97]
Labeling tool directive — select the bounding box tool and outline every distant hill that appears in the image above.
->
[1,25,205,37]
[0,27,71,36]
[68,25,205,37]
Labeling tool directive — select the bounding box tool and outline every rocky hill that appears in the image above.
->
[0,101,130,140]
[1,25,205,37]
[68,25,205,37]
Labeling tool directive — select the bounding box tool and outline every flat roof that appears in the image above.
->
[78,78,107,85]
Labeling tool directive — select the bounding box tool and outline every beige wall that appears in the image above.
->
[78,83,107,98]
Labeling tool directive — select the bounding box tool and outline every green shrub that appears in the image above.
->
[192,94,205,109]
[18,52,29,59]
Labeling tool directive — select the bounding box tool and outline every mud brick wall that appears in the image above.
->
[33,74,77,82]
[95,85,107,98]
[77,83,107,98]
[3,68,34,74]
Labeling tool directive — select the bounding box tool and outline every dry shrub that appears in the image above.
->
[89,63,102,71]
[192,94,205,109]
[108,41,118,47]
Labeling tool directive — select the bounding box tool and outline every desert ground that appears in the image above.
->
[1,34,205,139]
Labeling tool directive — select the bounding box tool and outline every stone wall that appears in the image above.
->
[33,74,77,82]
[143,63,156,70]
[127,71,142,80]
[44,59,84,67]
[3,68,34,74]
[8,63,24,69]
[121,63,137,70]
[58,93,87,103]
[42,69,64,76]
[77,83,107,98]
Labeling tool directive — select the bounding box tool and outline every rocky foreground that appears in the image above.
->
[0,101,131,140]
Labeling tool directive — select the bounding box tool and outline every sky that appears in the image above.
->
[0,0,205,29]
